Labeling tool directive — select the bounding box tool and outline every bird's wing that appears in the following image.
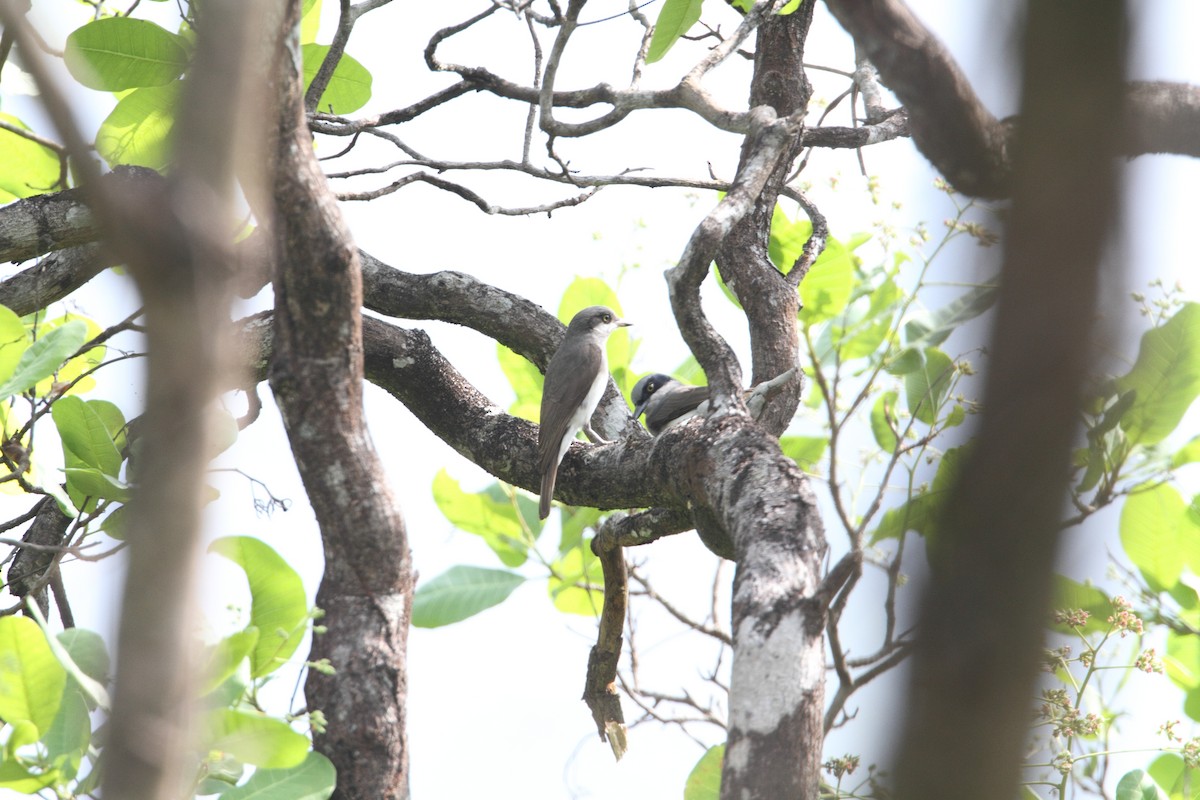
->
[538,340,604,472]
[651,385,711,422]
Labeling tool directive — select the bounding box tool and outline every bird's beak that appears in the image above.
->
[633,400,647,419]
[617,319,632,327]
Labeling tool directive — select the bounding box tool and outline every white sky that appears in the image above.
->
[3,1,1200,798]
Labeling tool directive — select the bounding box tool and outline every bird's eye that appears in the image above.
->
[602,313,612,322]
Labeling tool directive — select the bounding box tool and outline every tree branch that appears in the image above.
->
[265,2,412,795]
[824,0,1013,198]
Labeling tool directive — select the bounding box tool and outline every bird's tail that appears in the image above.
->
[539,468,556,520]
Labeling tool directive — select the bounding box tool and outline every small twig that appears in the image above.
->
[49,569,74,628]
[0,504,42,537]
[305,0,353,113]
[0,117,66,156]
[521,10,543,165]
[629,563,732,646]
[781,186,828,287]
[337,170,601,216]
[348,0,394,21]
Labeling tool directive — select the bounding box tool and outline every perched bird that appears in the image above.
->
[630,374,710,435]
[538,306,631,519]
[631,367,799,435]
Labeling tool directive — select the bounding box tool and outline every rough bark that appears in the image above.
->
[6,497,70,617]
[264,2,413,797]
[892,4,1127,799]
[717,4,813,434]
[694,8,830,798]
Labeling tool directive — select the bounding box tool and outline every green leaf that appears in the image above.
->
[300,0,324,43]
[904,280,998,350]
[945,404,966,427]
[432,469,529,567]
[0,761,59,792]
[53,396,123,476]
[197,753,245,794]
[0,304,29,385]
[1116,303,1200,445]
[798,233,860,326]
[559,505,601,554]
[779,435,826,471]
[83,399,127,450]
[1116,769,1170,800]
[684,744,724,800]
[201,628,260,695]
[0,113,60,201]
[548,544,604,615]
[301,45,372,114]
[221,751,336,800]
[1120,483,1200,592]
[35,315,105,397]
[645,0,703,63]
[101,503,129,540]
[62,467,131,503]
[1147,753,1200,800]
[870,445,969,555]
[484,483,542,541]
[208,537,309,678]
[497,342,543,422]
[838,316,892,362]
[768,206,813,273]
[411,566,524,628]
[42,688,90,767]
[206,708,309,769]
[1173,435,1200,468]
[55,627,111,711]
[1167,630,1200,691]
[64,17,189,91]
[0,320,87,399]
[5,718,39,754]
[885,346,924,376]
[904,347,953,424]
[1186,687,1200,723]
[870,390,899,452]
[0,616,67,735]
[96,83,180,170]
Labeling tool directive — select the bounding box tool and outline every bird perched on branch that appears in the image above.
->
[631,373,711,435]
[538,306,631,519]
[630,367,798,435]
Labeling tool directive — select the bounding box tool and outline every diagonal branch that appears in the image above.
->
[824,0,1013,198]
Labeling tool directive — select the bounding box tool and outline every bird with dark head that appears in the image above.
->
[538,306,631,519]
[630,373,710,435]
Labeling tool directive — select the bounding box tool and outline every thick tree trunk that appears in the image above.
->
[265,2,413,797]
[706,8,831,798]
[892,4,1127,799]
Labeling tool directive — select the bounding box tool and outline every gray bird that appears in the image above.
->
[538,306,631,519]
[631,367,799,435]
[631,374,710,435]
